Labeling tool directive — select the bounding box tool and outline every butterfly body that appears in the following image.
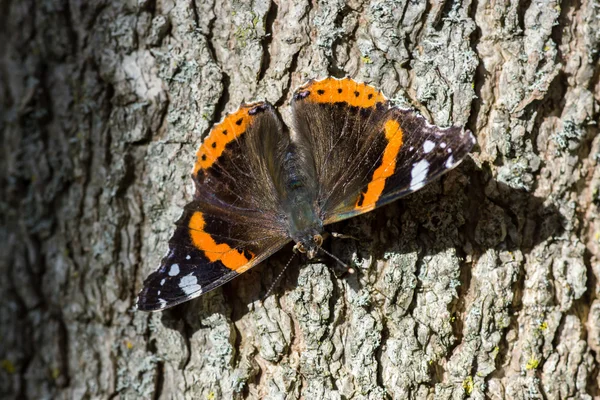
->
[137,77,476,312]
[278,142,323,258]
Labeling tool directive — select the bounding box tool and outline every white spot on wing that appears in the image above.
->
[445,155,454,168]
[410,160,430,191]
[440,142,447,148]
[160,279,166,286]
[447,148,452,153]
[186,255,191,260]
[179,273,202,296]
[423,140,435,153]
[168,264,180,276]
[158,299,167,309]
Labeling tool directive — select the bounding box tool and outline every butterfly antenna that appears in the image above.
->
[317,246,355,274]
[264,252,296,300]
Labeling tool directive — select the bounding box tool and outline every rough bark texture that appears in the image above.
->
[1,0,599,399]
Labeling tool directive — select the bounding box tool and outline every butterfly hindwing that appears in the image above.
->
[290,78,391,214]
[192,102,290,214]
[137,102,291,311]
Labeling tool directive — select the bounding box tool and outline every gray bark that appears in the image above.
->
[1,0,599,399]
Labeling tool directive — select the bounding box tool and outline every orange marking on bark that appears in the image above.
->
[300,78,386,108]
[188,212,254,271]
[354,119,404,212]
[193,107,252,175]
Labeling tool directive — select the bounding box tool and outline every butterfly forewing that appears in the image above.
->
[323,107,475,223]
[137,204,289,311]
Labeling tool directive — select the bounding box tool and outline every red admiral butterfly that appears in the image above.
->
[137,77,475,311]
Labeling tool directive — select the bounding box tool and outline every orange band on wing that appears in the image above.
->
[354,119,404,212]
[193,106,253,175]
[296,77,386,108]
[188,212,255,271]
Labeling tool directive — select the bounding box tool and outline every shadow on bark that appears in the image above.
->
[159,157,564,334]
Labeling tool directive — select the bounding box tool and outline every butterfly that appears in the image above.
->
[136,77,475,311]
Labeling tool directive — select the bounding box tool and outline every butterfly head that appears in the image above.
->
[293,233,323,259]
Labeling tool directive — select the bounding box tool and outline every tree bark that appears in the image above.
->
[1,0,599,399]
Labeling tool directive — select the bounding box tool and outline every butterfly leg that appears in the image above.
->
[330,232,358,241]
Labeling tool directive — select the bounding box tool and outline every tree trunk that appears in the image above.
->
[1,0,599,398]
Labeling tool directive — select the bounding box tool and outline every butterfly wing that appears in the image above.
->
[290,77,476,225]
[137,102,291,311]
[136,203,289,311]
[321,107,476,223]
